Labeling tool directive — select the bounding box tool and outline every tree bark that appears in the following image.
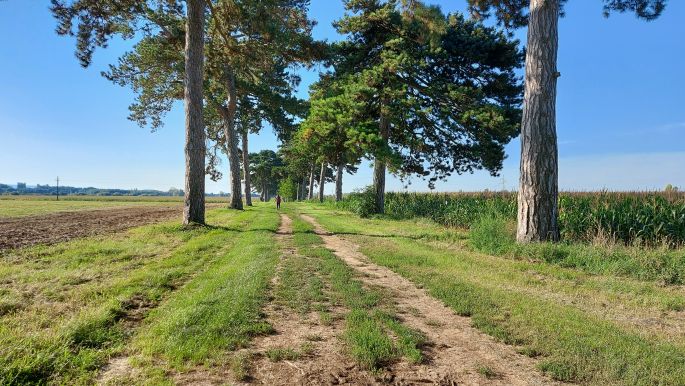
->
[307,164,315,200]
[318,162,326,202]
[517,0,560,242]
[373,101,390,214]
[222,66,243,210]
[182,0,205,225]
[335,161,344,202]
[241,130,252,206]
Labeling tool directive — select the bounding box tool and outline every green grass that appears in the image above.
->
[298,202,685,385]
[230,352,253,381]
[0,205,278,385]
[477,365,498,379]
[283,210,425,370]
[273,233,327,316]
[265,347,302,362]
[470,215,685,284]
[134,210,279,367]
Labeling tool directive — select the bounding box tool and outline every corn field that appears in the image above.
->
[337,190,685,246]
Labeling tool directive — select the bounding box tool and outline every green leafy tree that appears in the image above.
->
[51,0,207,224]
[280,135,317,201]
[332,0,524,212]
[466,0,666,242]
[249,149,284,201]
[200,0,321,209]
[278,177,298,201]
[300,77,367,201]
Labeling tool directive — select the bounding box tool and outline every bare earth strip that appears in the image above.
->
[301,214,564,386]
[0,205,186,250]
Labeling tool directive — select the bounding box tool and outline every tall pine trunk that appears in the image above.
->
[222,66,243,210]
[241,130,252,206]
[335,161,344,202]
[373,103,389,214]
[182,0,205,225]
[517,0,560,242]
[307,164,315,200]
[318,162,326,202]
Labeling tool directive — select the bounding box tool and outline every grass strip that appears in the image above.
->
[300,204,685,385]
[287,213,424,370]
[132,206,280,369]
[0,208,261,384]
[470,215,685,285]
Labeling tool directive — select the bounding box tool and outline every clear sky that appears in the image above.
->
[0,1,683,194]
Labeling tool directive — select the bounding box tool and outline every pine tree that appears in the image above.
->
[467,0,667,242]
[101,0,321,211]
[300,77,366,201]
[51,0,207,225]
[332,0,524,213]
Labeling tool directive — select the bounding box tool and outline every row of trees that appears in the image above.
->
[52,0,322,224]
[281,0,666,243]
[291,0,524,211]
[52,0,666,243]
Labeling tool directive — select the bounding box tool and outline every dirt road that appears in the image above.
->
[301,214,562,385]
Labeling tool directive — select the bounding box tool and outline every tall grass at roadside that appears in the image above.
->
[469,215,685,285]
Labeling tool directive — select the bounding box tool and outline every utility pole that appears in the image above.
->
[56,176,59,201]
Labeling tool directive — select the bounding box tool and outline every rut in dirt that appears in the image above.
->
[300,214,564,386]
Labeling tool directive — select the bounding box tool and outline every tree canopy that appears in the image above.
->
[304,0,524,198]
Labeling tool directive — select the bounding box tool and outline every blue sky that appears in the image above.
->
[0,1,683,194]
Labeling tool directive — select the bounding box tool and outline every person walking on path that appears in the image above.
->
[276,194,282,210]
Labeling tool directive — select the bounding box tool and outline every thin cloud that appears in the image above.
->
[658,121,685,131]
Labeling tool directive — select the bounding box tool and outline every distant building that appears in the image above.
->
[17,182,26,190]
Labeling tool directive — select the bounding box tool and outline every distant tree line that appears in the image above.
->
[0,183,228,197]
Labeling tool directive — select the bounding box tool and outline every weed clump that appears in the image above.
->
[345,186,377,218]
[469,214,515,255]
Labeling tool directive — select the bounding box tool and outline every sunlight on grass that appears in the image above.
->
[298,202,685,385]
[285,211,425,370]
[0,205,277,384]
